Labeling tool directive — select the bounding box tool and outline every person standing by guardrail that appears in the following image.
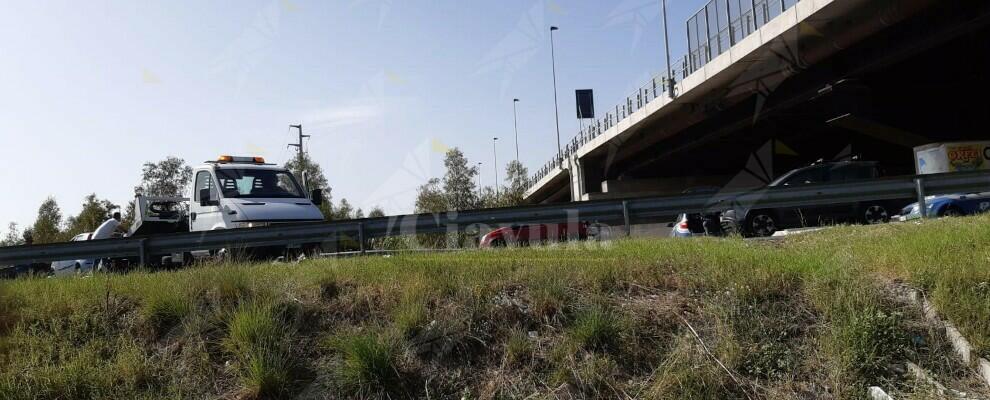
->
[93,212,126,271]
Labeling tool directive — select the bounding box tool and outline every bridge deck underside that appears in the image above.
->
[530,0,990,203]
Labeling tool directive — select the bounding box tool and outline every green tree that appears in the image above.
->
[477,186,499,209]
[1,223,23,246]
[331,198,364,220]
[284,152,328,191]
[139,156,192,197]
[414,178,446,213]
[442,148,478,211]
[501,160,530,207]
[120,200,136,232]
[285,152,331,219]
[31,197,63,244]
[64,194,118,239]
[368,207,386,218]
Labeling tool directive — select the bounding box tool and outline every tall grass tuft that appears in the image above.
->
[224,300,295,399]
[141,286,192,337]
[503,329,533,366]
[569,306,624,353]
[333,331,404,395]
[0,290,17,335]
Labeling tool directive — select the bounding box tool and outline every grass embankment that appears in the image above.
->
[1,215,989,399]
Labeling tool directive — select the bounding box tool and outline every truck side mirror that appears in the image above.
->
[310,189,323,206]
[199,188,213,207]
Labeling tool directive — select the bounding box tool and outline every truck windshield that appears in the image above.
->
[214,169,305,199]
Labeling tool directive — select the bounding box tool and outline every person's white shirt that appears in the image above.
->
[91,219,121,240]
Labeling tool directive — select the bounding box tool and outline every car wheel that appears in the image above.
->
[863,204,890,224]
[747,212,777,237]
[74,263,81,275]
[940,206,962,217]
[491,238,507,248]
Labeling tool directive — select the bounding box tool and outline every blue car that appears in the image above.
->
[899,192,990,221]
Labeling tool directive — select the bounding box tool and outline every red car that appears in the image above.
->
[479,223,590,247]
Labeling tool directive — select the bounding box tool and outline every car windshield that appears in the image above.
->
[769,167,826,187]
[214,168,305,199]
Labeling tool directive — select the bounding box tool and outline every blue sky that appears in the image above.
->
[0,0,708,229]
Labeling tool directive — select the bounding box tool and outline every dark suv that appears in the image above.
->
[721,160,909,237]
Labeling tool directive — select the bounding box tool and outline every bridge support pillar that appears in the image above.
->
[567,156,589,202]
[566,155,606,202]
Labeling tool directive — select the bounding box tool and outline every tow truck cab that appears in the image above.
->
[187,155,325,231]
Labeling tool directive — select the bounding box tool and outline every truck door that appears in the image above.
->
[189,170,222,231]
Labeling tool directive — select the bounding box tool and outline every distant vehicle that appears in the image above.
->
[721,160,912,237]
[99,155,327,269]
[668,187,722,238]
[50,233,95,276]
[188,155,325,232]
[898,192,990,221]
[480,222,590,248]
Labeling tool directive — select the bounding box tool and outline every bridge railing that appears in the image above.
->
[528,0,801,192]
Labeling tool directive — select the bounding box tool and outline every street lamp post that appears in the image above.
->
[493,137,499,197]
[549,26,561,161]
[661,0,675,96]
[512,98,520,163]
[477,162,483,193]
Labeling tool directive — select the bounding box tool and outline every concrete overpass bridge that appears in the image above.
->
[525,0,990,204]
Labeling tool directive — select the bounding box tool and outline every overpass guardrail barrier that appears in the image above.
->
[1,170,988,267]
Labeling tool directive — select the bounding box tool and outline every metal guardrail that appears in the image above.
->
[1,170,988,267]
[529,0,801,189]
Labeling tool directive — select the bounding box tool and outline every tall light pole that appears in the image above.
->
[549,26,561,160]
[661,0,675,96]
[477,162,483,193]
[492,137,499,197]
[512,98,520,163]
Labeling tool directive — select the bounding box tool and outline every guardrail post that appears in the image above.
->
[358,222,366,254]
[138,238,147,266]
[622,201,631,237]
[915,178,928,219]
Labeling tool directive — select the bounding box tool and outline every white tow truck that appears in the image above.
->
[119,155,326,267]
